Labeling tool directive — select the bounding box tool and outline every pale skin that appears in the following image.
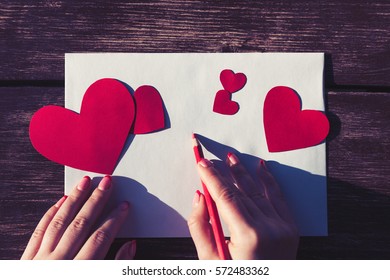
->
[188,153,299,260]
[22,153,298,260]
[21,176,135,260]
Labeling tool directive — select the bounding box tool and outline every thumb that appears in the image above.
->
[115,240,136,260]
[188,190,219,260]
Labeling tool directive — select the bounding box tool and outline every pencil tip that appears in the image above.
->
[192,133,199,146]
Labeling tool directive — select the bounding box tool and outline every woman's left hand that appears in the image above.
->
[21,176,135,260]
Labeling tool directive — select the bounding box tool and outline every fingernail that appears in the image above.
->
[55,195,68,208]
[192,190,201,206]
[227,152,239,165]
[77,176,91,191]
[198,158,213,168]
[98,175,112,191]
[119,201,130,211]
[260,159,267,168]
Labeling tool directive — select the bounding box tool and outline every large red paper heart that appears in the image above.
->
[220,69,247,93]
[213,89,239,115]
[133,85,165,134]
[263,86,329,152]
[29,78,135,174]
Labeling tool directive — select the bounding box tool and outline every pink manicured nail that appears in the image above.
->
[198,158,213,168]
[227,152,239,165]
[192,190,201,206]
[55,195,68,208]
[77,176,91,191]
[98,175,112,191]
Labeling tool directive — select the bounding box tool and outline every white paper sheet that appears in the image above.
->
[65,53,327,237]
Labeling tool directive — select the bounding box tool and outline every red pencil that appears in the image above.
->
[192,133,231,260]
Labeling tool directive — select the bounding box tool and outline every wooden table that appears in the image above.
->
[0,0,389,260]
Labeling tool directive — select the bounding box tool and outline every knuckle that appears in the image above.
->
[71,216,90,231]
[217,186,239,203]
[66,193,78,203]
[250,190,267,199]
[187,208,207,229]
[187,215,205,230]
[88,191,104,204]
[31,227,46,239]
[50,216,66,231]
[91,229,112,246]
[187,215,198,229]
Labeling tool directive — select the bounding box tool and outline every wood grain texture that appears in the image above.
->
[303,91,390,259]
[0,0,389,86]
[0,87,389,259]
[0,87,64,259]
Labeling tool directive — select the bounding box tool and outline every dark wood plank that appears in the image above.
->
[0,87,64,259]
[0,1,389,86]
[298,91,390,259]
[0,87,389,259]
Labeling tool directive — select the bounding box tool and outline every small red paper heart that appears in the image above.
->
[133,85,165,134]
[213,89,239,115]
[220,69,247,93]
[29,78,135,174]
[263,86,329,152]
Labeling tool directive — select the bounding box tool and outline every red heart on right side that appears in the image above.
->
[263,86,330,152]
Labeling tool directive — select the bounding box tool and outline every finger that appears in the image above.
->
[39,176,93,253]
[197,159,258,236]
[115,240,136,260]
[75,201,130,259]
[258,160,296,224]
[188,190,219,260]
[226,153,276,218]
[21,196,67,260]
[226,152,259,195]
[226,153,275,218]
[55,176,113,258]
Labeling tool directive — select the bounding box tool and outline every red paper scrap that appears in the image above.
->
[29,78,135,174]
[213,89,239,115]
[263,86,329,152]
[133,85,165,134]
[220,69,247,93]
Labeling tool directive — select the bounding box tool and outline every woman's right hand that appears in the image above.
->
[188,153,299,259]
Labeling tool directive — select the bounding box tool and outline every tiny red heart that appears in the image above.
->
[29,78,135,174]
[220,69,247,93]
[263,86,329,152]
[133,85,165,134]
[213,89,239,115]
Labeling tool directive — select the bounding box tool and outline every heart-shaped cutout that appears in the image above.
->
[29,78,135,174]
[263,86,329,152]
[133,85,165,134]
[213,89,239,115]
[220,69,247,93]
